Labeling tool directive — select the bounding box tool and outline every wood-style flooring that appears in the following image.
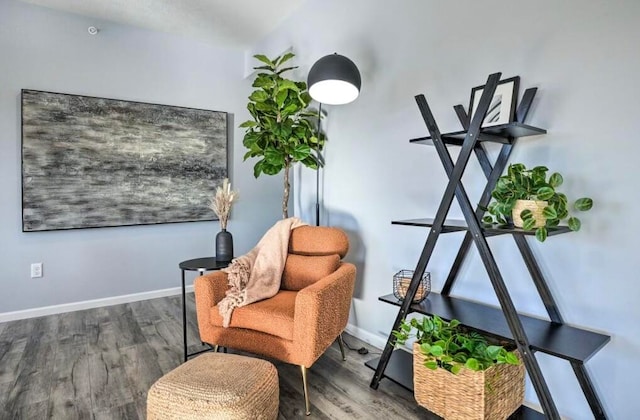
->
[0,294,433,419]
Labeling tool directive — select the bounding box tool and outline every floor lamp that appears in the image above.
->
[307,53,361,226]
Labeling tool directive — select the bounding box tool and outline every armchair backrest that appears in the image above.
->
[281,226,349,291]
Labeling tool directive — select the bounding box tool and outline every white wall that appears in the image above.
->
[0,0,284,314]
[254,0,640,418]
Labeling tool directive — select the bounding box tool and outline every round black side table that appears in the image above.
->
[179,257,229,362]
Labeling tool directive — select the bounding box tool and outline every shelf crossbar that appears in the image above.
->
[442,92,607,418]
[370,72,502,392]
[441,142,513,295]
[443,93,565,324]
[370,75,608,420]
[414,83,561,420]
[441,97,564,324]
[571,362,607,419]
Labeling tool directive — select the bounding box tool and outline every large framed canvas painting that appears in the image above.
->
[21,89,228,232]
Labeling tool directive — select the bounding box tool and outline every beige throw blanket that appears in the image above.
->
[218,217,306,327]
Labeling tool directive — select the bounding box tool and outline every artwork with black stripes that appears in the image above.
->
[21,90,228,232]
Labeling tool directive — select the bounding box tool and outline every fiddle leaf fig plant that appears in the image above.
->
[392,315,519,374]
[482,163,593,242]
[240,53,324,218]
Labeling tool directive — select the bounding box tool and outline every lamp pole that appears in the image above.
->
[307,53,361,227]
[315,102,322,226]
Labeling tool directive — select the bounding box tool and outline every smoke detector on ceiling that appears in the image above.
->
[88,26,99,35]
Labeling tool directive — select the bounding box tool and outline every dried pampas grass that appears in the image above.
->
[209,178,238,230]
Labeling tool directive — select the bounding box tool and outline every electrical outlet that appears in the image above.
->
[31,263,43,278]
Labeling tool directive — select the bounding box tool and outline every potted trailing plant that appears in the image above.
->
[393,315,524,420]
[240,53,323,218]
[482,163,593,242]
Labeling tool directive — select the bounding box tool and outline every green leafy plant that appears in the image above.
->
[392,315,519,374]
[483,163,593,242]
[240,53,323,218]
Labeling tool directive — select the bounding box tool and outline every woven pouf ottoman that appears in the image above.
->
[147,353,279,420]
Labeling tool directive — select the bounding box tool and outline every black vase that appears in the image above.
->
[216,229,233,262]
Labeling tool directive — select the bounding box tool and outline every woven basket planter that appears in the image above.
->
[512,199,547,228]
[412,343,525,420]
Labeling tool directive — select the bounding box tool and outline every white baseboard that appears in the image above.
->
[345,322,416,352]
[344,323,387,350]
[0,285,194,323]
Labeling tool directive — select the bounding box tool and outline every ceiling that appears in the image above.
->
[20,0,305,48]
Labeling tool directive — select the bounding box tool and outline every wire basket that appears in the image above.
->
[393,270,430,303]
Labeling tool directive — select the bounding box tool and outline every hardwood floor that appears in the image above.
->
[0,294,434,419]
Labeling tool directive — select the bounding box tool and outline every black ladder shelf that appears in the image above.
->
[366,73,610,419]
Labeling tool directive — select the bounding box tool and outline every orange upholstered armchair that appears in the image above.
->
[194,225,356,415]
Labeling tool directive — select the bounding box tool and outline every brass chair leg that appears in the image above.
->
[337,333,347,361]
[300,365,311,416]
[213,345,219,353]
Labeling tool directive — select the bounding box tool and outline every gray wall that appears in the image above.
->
[0,0,284,313]
[254,0,640,418]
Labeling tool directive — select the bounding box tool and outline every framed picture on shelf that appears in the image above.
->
[469,76,519,127]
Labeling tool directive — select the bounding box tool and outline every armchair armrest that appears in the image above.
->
[194,271,228,305]
[293,263,356,367]
[194,271,229,339]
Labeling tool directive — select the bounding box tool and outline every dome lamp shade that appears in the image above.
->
[307,53,361,105]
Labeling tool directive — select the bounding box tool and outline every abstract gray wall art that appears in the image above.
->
[21,90,228,232]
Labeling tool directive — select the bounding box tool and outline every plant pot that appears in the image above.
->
[215,229,233,262]
[512,199,547,228]
[412,343,524,420]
